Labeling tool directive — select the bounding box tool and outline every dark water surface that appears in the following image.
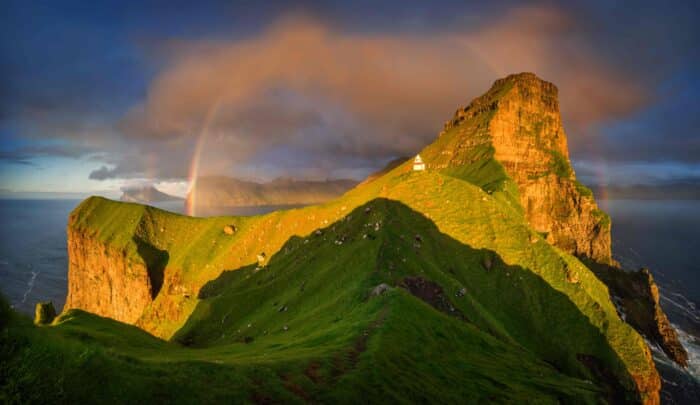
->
[0,198,698,402]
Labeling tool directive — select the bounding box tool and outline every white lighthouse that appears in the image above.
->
[413,154,426,171]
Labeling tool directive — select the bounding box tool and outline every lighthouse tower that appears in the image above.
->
[412,154,426,171]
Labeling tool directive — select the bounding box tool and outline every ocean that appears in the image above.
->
[0,198,698,402]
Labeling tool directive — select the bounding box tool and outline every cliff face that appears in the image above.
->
[65,228,154,324]
[427,73,613,264]
[587,261,689,367]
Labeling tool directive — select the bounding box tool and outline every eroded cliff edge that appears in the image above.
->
[425,72,613,264]
[430,72,686,368]
[586,260,689,367]
[65,228,154,324]
[65,205,174,329]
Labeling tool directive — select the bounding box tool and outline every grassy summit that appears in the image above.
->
[2,73,661,403]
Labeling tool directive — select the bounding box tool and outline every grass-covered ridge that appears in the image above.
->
[13,166,657,402]
[3,198,647,402]
[10,75,658,401]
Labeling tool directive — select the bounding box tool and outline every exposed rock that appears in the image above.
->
[370,283,391,297]
[223,225,236,235]
[587,261,688,367]
[34,301,56,325]
[399,277,466,321]
[577,353,651,404]
[424,72,613,264]
[65,229,157,325]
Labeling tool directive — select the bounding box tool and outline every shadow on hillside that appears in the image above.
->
[133,236,168,299]
[175,198,642,403]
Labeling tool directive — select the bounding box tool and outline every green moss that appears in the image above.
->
[528,171,551,180]
[592,209,611,228]
[575,181,594,198]
[549,150,573,178]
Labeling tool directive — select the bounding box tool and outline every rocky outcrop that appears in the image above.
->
[65,228,155,325]
[34,301,56,325]
[399,277,466,321]
[425,72,613,264]
[587,261,689,367]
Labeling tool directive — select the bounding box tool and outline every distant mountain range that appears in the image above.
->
[186,176,359,207]
[120,186,183,203]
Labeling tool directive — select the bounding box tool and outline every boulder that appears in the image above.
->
[370,283,391,297]
[34,301,56,325]
[223,224,236,235]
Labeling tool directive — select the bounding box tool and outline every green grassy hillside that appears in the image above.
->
[5,189,656,403]
[3,76,661,403]
[3,199,634,403]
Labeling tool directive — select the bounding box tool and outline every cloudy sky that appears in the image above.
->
[1,0,698,197]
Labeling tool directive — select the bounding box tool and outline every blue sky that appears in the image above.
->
[1,0,698,195]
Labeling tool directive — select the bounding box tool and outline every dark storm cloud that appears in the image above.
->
[111,7,649,180]
[2,1,699,186]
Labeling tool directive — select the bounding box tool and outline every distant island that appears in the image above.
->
[120,185,183,204]
[186,176,358,207]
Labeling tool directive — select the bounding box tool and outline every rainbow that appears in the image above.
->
[185,100,222,216]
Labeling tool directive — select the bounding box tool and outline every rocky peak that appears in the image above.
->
[426,72,613,264]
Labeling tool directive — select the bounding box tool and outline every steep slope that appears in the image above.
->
[584,260,689,366]
[53,72,671,402]
[419,72,612,264]
[186,176,358,208]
